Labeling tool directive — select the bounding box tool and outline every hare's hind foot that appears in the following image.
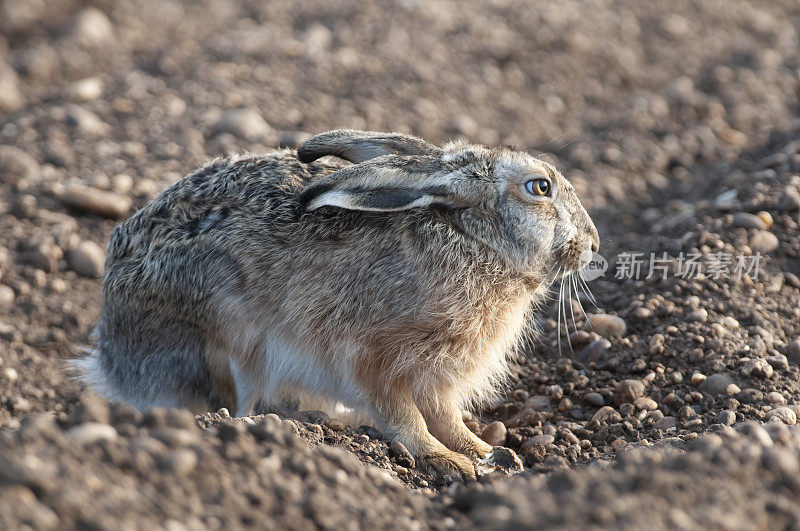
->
[420,449,477,482]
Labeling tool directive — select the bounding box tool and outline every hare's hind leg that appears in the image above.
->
[354,367,476,482]
[227,356,265,417]
[417,398,493,460]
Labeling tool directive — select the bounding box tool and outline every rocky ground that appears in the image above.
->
[2,0,800,528]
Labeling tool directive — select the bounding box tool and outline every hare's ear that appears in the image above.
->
[299,157,478,213]
[297,129,441,164]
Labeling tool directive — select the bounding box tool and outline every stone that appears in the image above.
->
[0,62,24,112]
[0,145,39,187]
[749,230,779,253]
[65,77,104,102]
[633,397,658,411]
[741,358,773,379]
[616,379,646,404]
[483,447,523,475]
[779,189,800,212]
[68,423,118,444]
[732,212,766,229]
[589,406,618,424]
[67,241,105,278]
[59,183,132,218]
[766,354,789,371]
[71,8,114,47]
[583,392,605,407]
[722,316,739,329]
[632,307,652,320]
[726,383,741,396]
[785,273,800,289]
[160,449,198,475]
[212,109,271,141]
[524,434,555,447]
[0,285,14,307]
[584,313,627,336]
[325,418,346,431]
[699,373,733,395]
[569,330,591,349]
[691,373,706,386]
[687,308,708,322]
[787,339,800,365]
[65,104,109,137]
[653,416,677,430]
[767,392,785,404]
[577,339,611,362]
[717,410,736,426]
[767,407,797,426]
[756,211,773,228]
[481,421,507,447]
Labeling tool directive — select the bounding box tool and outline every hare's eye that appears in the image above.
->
[525,178,551,197]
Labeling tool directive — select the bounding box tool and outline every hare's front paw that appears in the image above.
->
[422,450,476,483]
[460,439,494,460]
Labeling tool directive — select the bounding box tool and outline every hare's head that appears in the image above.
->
[298,130,599,283]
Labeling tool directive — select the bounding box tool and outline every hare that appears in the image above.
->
[72,129,598,481]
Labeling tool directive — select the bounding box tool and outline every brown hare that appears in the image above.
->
[72,129,599,481]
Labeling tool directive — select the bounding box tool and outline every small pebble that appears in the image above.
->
[0,284,15,307]
[526,434,555,446]
[583,392,605,408]
[161,448,198,475]
[732,212,766,229]
[584,313,627,337]
[722,316,739,329]
[611,438,627,450]
[768,407,797,426]
[67,240,106,278]
[741,358,773,379]
[65,77,104,102]
[325,418,346,431]
[653,416,677,430]
[726,383,742,396]
[749,230,779,253]
[3,367,19,382]
[590,406,618,424]
[59,183,132,218]
[787,339,800,365]
[767,392,785,404]
[687,308,708,322]
[68,423,118,444]
[569,330,591,349]
[633,397,658,411]
[481,421,507,446]
[717,410,736,426]
[691,373,707,386]
[766,354,789,371]
[212,108,271,141]
[632,307,652,320]
[756,211,773,229]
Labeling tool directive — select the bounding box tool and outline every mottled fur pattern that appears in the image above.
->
[72,130,598,481]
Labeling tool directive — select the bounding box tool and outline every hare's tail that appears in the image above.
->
[67,340,227,414]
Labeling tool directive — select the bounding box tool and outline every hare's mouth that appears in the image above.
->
[555,239,591,272]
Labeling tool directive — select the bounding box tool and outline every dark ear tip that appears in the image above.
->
[296,147,318,164]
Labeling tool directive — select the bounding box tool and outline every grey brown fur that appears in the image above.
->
[72,129,598,481]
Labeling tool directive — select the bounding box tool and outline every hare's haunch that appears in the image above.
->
[72,130,599,481]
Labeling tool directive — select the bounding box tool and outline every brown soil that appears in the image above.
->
[2,0,800,528]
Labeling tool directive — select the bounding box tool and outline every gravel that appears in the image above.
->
[2,0,800,527]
